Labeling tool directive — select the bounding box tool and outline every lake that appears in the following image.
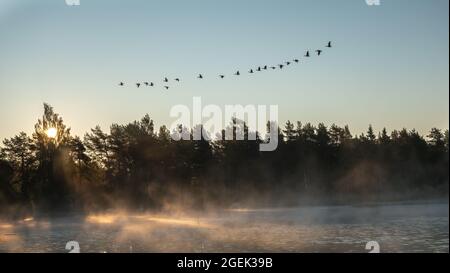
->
[0,201,448,253]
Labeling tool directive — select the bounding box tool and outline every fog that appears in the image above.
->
[0,201,448,253]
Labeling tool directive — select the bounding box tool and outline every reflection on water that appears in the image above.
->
[0,202,448,253]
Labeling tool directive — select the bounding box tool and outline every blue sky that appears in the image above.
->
[0,0,448,139]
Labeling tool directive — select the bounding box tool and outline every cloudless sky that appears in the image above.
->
[0,0,448,140]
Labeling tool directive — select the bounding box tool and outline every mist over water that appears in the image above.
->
[0,201,448,253]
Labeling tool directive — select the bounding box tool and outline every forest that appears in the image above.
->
[0,104,448,218]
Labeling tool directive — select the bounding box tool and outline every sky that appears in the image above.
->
[0,0,448,140]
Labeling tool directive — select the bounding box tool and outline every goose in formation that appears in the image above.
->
[305,51,310,57]
[198,74,203,79]
[234,71,240,76]
[249,69,254,74]
[293,59,299,63]
[164,77,169,82]
[164,86,169,90]
[316,50,322,56]
[136,83,141,88]
[219,75,225,79]
[326,41,332,48]
[119,82,124,86]
[175,78,180,82]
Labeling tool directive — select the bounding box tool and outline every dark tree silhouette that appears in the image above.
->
[0,103,448,218]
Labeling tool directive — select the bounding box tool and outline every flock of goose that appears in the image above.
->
[118,41,332,90]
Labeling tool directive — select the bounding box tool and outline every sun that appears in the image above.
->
[46,127,57,139]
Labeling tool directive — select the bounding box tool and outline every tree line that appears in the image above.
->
[0,104,448,218]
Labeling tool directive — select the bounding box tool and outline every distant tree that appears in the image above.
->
[428,128,445,148]
[68,136,91,168]
[0,160,17,209]
[32,103,73,211]
[301,123,316,143]
[366,125,376,143]
[1,132,36,200]
[329,124,343,146]
[283,121,297,141]
[379,127,390,144]
[342,125,352,140]
[34,103,71,151]
[444,130,449,153]
[84,126,111,169]
[315,123,330,147]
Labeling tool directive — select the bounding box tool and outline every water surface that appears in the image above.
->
[0,202,448,253]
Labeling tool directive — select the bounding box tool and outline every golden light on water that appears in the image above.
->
[0,224,13,229]
[144,217,211,228]
[46,127,57,139]
[86,214,119,224]
[85,213,212,228]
